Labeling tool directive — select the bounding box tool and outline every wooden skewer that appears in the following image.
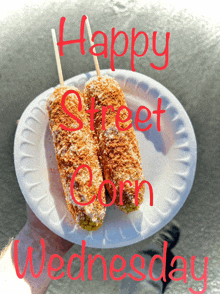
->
[85,16,101,77]
[51,29,65,86]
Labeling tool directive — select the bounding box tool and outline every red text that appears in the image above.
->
[14,239,209,294]
[58,16,170,72]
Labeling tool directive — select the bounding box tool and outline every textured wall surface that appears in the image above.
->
[0,0,220,293]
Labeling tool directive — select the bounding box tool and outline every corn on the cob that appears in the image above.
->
[47,86,106,231]
[84,76,145,213]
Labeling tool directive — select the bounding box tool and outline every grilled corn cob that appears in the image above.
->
[84,76,145,213]
[47,86,106,230]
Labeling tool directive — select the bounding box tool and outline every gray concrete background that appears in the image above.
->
[0,0,220,293]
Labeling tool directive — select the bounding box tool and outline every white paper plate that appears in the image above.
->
[14,69,197,248]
